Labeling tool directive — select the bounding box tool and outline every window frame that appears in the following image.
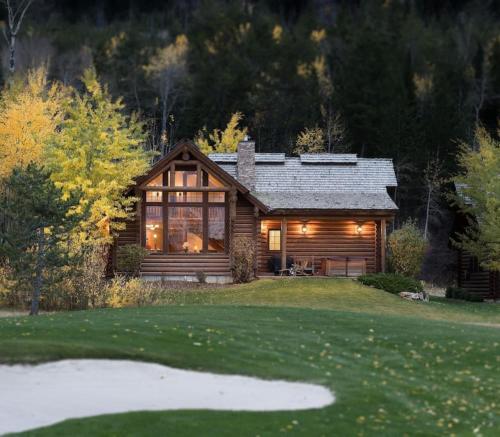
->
[141,163,228,255]
[268,229,281,252]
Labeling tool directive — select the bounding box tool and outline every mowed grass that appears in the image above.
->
[162,278,500,324]
[0,278,499,436]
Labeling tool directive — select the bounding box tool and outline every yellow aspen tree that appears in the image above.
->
[0,68,62,179]
[46,69,151,244]
[195,112,248,155]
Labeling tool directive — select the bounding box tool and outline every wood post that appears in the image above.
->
[281,217,287,270]
[380,219,386,273]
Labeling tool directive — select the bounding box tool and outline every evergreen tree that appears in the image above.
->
[0,164,82,315]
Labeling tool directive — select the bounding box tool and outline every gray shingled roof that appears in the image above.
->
[208,153,398,211]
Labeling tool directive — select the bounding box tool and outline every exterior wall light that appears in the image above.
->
[301,224,308,234]
[356,224,363,235]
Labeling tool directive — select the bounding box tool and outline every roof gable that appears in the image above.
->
[135,140,268,211]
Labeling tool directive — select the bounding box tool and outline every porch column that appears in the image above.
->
[380,218,387,273]
[281,217,287,271]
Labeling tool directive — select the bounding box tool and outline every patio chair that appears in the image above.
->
[292,258,314,276]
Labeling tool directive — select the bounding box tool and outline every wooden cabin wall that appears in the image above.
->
[108,201,140,275]
[258,218,378,275]
[458,250,499,299]
[232,195,256,241]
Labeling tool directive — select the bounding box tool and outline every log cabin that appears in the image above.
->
[452,184,500,300]
[113,139,398,283]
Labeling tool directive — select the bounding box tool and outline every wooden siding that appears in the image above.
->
[141,253,230,277]
[116,217,140,247]
[458,250,499,299]
[257,218,378,275]
[233,195,256,240]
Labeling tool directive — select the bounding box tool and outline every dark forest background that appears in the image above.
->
[2,0,499,282]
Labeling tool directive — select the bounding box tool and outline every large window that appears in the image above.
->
[143,165,227,254]
[145,206,163,252]
[168,207,203,253]
[208,207,225,252]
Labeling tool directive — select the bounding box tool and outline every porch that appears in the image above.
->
[257,217,388,277]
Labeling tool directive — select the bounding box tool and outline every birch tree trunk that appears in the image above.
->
[2,0,34,75]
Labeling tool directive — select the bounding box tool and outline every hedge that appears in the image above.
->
[358,273,423,294]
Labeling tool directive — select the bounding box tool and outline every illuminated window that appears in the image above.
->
[208,206,225,252]
[175,166,197,187]
[168,192,203,203]
[146,173,166,202]
[146,191,162,202]
[208,192,225,203]
[168,207,203,253]
[145,206,163,252]
[268,229,281,251]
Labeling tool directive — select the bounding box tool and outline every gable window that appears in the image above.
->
[203,171,224,188]
[175,166,197,187]
[145,172,168,202]
[268,229,281,251]
[142,160,228,254]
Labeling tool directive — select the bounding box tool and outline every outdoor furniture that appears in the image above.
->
[292,257,315,276]
[321,256,367,277]
[269,254,293,275]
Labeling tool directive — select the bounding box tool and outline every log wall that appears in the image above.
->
[458,250,499,299]
[257,218,378,275]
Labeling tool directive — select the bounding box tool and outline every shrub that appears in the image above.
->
[116,244,148,277]
[231,236,255,283]
[195,271,207,284]
[388,219,427,278]
[107,276,162,308]
[446,287,465,299]
[358,273,423,294]
[466,293,483,302]
[445,287,483,302]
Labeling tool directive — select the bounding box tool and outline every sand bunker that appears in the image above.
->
[0,359,334,434]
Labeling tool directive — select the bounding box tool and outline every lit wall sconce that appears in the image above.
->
[356,224,363,235]
[301,223,308,234]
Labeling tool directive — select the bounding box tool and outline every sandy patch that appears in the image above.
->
[0,359,334,435]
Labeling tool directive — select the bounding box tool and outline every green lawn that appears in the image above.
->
[162,278,500,324]
[1,278,499,436]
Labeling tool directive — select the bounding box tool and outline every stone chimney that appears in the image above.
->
[237,137,256,191]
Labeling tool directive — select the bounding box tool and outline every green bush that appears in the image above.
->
[466,293,483,302]
[445,287,465,299]
[388,219,427,277]
[358,273,423,294]
[116,244,148,277]
[445,287,483,302]
[230,236,255,283]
